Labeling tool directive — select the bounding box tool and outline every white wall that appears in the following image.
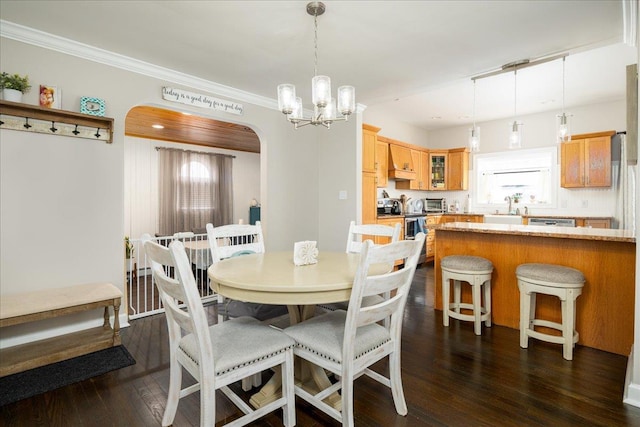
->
[0,36,359,347]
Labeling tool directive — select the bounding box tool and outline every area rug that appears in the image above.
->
[0,345,136,406]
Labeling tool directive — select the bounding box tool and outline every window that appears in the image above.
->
[179,160,213,210]
[158,148,233,235]
[473,147,557,209]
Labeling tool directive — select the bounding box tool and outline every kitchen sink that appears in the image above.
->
[483,214,523,225]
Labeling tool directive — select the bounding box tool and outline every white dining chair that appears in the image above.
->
[345,220,402,254]
[284,232,426,427]
[141,235,296,427]
[319,221,401,314]
[206,221,288,325]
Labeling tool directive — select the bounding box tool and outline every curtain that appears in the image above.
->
[158,148,233,235]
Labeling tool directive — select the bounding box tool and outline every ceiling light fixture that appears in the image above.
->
[556,56,572,143]
[277,2,355,129]
[507,62,525,149]
[469,79,480,152]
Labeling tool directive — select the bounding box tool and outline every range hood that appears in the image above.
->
[388,144,417,180]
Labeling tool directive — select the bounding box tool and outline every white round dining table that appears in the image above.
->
[207,250,389,410]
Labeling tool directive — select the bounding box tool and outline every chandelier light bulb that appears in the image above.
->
[337,85,355,115]
[312,75,331,108]
[277,84,296,115]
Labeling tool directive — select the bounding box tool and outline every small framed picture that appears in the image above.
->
[80,96,106,116]
[39,85,61,109]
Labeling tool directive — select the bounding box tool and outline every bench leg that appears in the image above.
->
[113,298,121,345]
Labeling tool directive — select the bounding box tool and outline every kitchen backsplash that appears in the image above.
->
[379,178,618,217]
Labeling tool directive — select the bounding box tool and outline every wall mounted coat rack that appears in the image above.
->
[0,100,114,143]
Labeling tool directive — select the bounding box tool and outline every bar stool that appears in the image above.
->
[516,263,585,360]
[442,255,493,335]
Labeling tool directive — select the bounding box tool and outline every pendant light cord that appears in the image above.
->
[561,56,566,113]
[472,79,477,128]
[513,69,518,121]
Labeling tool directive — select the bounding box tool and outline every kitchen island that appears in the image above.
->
[432,222,635,355]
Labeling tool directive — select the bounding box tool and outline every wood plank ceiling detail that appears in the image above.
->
[125,105,260,153]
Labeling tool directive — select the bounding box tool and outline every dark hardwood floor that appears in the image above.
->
[2,264,639,426]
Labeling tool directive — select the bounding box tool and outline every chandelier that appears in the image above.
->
[277,2,355,129]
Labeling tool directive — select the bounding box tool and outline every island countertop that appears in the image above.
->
[431,221,635,243]
[433,223,636,355]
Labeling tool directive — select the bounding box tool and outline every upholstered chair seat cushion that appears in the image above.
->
[284,310,391,364]
[179,316,294,375]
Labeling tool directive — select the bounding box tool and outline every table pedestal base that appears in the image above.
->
[249,305,342,411]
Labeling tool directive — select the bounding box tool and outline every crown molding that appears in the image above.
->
[0,20,278,111]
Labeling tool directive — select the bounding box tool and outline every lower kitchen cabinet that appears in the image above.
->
[577,218,611,229]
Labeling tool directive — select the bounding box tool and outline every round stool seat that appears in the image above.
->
[442,255,493,273]
[516,263,584,288]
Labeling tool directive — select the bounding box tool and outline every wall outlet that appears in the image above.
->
[581,200,588,208]
[338,190,347,200]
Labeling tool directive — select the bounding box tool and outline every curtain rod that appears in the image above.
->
[155,146,236,158]
[471,53,568,81]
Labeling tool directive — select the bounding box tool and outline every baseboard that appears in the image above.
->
[624,345,640,408]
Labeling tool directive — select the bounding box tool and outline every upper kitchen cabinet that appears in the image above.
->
[428,148,469,191]
[561,131,615,188]
[388,143,417,181]
[447,148,469,191]
[362,124,381,225]
[429,151,447,190]
[362,124,381,174]
[375,137,389,188]
[396,149,428,190]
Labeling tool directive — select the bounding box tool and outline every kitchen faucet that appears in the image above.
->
[504,196,512,214]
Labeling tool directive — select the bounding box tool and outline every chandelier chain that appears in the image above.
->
[314,13,318,77]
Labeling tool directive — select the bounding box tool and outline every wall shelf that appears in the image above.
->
[0,100,114,143]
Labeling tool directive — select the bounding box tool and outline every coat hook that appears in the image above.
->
[72,124,80,135]
[0,119,4,126]
[24,117,32,129]
[50,121,58,133]
[94,128,101,138]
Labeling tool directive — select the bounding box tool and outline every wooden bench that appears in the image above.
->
[0,282,122,377]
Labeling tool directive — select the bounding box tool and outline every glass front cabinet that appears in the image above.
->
[429,152,447,190]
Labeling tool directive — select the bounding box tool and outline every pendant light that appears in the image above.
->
[469,79,480,152]
[556,56,572,143]
[508,68,522,149]
[277,2,355,129]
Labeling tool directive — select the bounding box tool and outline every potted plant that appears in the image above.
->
[0,72,31,102]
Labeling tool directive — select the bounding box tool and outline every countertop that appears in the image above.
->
[432,221,635,243]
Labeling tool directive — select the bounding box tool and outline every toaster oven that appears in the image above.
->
[425,198,446,213]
